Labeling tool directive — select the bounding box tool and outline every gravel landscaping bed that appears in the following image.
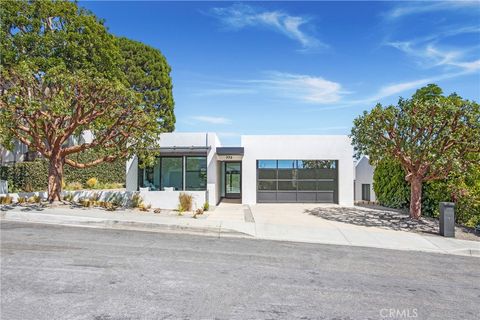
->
[306,204,479,242]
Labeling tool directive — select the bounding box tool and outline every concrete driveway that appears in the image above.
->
[249,203,480,255]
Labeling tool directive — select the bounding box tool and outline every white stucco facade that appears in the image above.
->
[126,132,355,209]
[241,135,354,206]
[126,132,220,209]
[354,156,376,202]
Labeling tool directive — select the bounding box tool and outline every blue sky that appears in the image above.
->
[81,1,480,145]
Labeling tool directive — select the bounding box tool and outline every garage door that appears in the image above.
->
[257,160,338,203]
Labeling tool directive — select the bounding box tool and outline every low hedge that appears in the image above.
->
[0,151,125,192]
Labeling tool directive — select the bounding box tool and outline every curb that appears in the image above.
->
[0,211,252,239]
[447,248,480,257]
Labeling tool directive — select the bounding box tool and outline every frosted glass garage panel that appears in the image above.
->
[256,159,338,204]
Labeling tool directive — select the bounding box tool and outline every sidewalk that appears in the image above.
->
[1,205,479,257]
[0,206,255,238]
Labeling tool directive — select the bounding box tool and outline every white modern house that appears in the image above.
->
[126,132,355,209]
[354,155,376,203]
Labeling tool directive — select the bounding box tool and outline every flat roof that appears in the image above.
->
[157,146,209,156]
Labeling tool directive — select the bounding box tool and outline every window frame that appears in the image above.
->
[185,156,208,191]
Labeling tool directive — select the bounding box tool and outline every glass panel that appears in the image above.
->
[259,169,276,179]
[298,160,336,169]
[226,162,240,173]
[258,160,277,169]
[278,180,296,191]
[139,158,161,190]
[186,156,207,191]
[317,180,336,191]
[278,160,295,169]
[278,169,295,179]
[161,157,183,191]
[186,156,206,170]
[316,168,336,179]
[297,169,316,180]
[226,173,240,193]
[298,181,316,191]
[226,162,241,195]
[258,180,276,191]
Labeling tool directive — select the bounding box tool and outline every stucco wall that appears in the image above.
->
[354,156,376,202]
[241,135,354,206]
[125,132,220,208]
[141,190,206,210]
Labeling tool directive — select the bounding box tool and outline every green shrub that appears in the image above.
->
[203,202,209,211]
[79,198,91,207]
[66,181,83,190]
[178,192,193,212]
[86,177,98,189]
[177,203,184,215]
[131,193,143,208]
[0,195,13,204]
[0,149,125,192]
[373,157,410,209]
[373,157,480,227]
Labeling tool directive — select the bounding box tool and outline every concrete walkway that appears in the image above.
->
[1,204,479,257]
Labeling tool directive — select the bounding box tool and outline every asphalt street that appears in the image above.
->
[1,221,479,320]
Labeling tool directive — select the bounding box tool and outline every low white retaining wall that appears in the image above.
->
[140,190,206,210]
[1,189,206,210]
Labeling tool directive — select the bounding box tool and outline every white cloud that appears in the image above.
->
[366,78,435,102]
[210,3,325,49]
[358,70,475,104]
[387,41,480,73]
[385,1,479,20]
[245,72,344,104]
[191,116,231,125]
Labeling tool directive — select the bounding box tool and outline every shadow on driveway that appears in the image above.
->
[305,205,439,233]
[305,205,479,241]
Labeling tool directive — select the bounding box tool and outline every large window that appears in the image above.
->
[161,157,183,190]
[257,160,338,203]
[138,156,207,191]
[186,156,207,191]
[138,158,160,190]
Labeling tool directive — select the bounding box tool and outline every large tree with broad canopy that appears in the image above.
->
[351,84,480,219]
[0,0,174,201]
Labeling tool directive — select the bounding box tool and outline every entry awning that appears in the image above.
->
[216,147,244,155]
[216,147,244,161]
[157,146,210,156]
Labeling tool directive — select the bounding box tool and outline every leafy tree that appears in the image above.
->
[373,157,410,209]
[351,84,480,219]
[0,0,174,201]
[118,37,175,133]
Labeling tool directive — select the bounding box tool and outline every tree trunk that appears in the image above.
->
[47,155,64,203]
[409,176,423,219]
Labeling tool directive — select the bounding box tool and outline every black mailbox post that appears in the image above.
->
[439,202,455,237]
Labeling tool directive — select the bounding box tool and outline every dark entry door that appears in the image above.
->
[225,162,241,199]
[362,184,371,201]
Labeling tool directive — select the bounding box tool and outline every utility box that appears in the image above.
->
[439,202,455,237]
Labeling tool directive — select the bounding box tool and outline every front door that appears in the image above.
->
[225,162,241,199]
